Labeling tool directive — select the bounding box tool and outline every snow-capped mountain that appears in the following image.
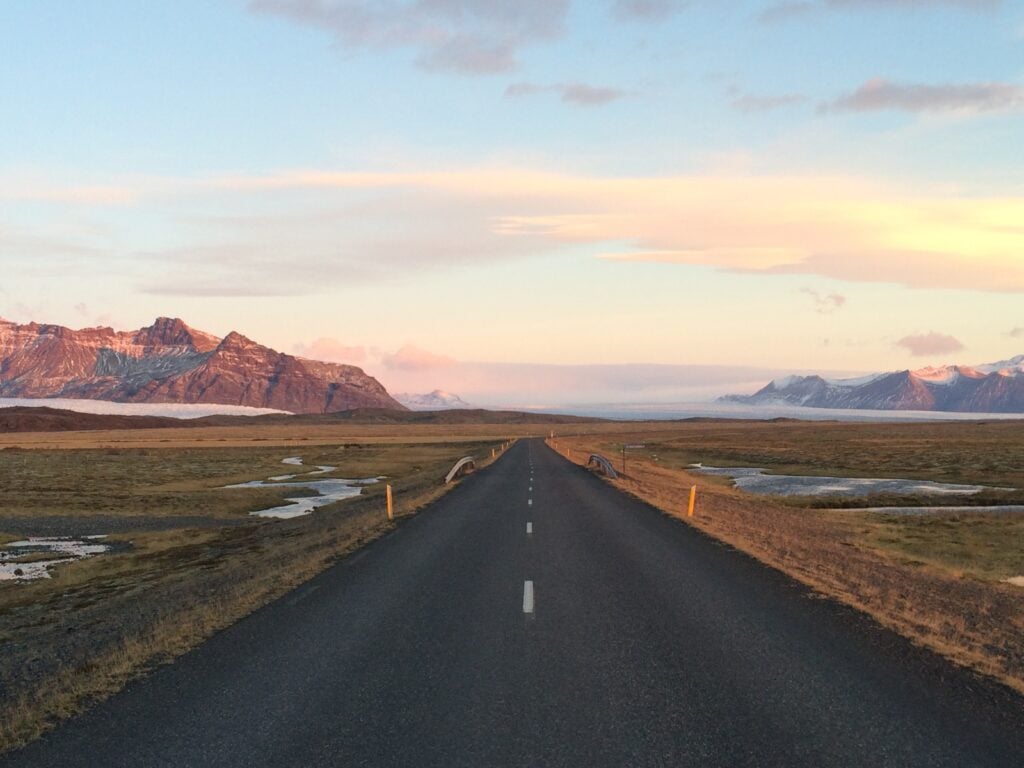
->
[0,317,404,414]
[395,390,472,410]
[723,358,1024,413]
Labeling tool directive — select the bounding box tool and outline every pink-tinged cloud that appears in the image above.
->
[370,360,855,407]
[612,0,686,21]
[731,92,806,112]
[248,0,569,75]
[505,82,627,106]
[896,332,965,357]
[382,344,455,371]
[824,78,1024,114]
[16,167,1024,296]
[293,338,367,363]
[800,288,846,314]
[762,0,999,23]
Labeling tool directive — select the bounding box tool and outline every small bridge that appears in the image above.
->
[587,454,619,479]
[445,457,477,484]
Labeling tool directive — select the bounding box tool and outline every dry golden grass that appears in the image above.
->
[0,422,549,450]
[0,433,514,753]
[552,432,1024,695]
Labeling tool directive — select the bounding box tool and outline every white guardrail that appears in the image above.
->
[587,454,619,479]
[445,457,477,484]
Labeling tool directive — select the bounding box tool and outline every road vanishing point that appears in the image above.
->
[4,439,1023,767]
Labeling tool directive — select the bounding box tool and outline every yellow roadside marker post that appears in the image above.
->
[688,485,697,518]
[386,484,394,521]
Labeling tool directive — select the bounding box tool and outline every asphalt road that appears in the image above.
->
[5,439,1023,767]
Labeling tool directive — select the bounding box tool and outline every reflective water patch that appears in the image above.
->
[690,464,1001,497]
[223,456,379,519]
[0,536,111,581]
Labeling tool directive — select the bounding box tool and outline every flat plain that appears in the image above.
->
[2,416,1023,753]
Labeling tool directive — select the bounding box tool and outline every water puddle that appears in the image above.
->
[689,464,1000,497]
[856,505,1024,516]
[0,536,111,581]
[225,456,379,519]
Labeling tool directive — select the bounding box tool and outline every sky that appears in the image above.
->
[2,0,1023,406]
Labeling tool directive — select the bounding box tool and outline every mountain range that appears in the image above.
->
[0,317,403,414]
[724,356,1024,413]
[395,390,472,410]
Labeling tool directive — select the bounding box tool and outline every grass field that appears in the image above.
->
[0,429,519,751]
[552,422,1024,695]
[0,442,495,521]
[558,420,1024,583]
[3,416,1024,750]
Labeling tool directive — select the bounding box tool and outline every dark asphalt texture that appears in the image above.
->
[4,439,1023,767]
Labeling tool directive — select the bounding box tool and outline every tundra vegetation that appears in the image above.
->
[550,419,1024,695]
[0,426,522,752]
[2,418,1023,751]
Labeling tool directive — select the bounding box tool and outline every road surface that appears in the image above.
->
[4,439,1023,767]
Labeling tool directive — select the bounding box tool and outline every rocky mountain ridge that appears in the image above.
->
[0,317,403,414]
[724,357,1024,413]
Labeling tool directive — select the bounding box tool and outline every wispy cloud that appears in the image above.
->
[381,344,455,371]
[730,91,806,112]
[1007,327,1024,339]
[823,78,1024,114]
[896,331,965,356]
[761,0,1000,23]
[611,0,687,21]
[12,167,1024,296]
[248,0,569,75]
[801,288,847,314]
[293,338,367,363]
[505,81,628,106]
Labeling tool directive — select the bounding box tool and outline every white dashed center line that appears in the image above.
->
[527,522,533,534]
[523,581,535,614]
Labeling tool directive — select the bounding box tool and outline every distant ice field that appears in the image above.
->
[516,402,1024,422]
[0,397,289,419]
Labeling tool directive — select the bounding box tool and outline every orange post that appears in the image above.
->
[386,484,394,521]
[688,485,697,518]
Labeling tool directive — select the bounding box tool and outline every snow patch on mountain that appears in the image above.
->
[824,373,887,388]
[395,390,472,410]
[975,355,1024,376]
[725,354,1024,413]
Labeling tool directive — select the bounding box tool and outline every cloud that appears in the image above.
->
[381,344,455,371]
[823,78,1024,114]
[611,0,687,21]
[896,331,965,356]
[761,0,999,22]
[248,0,569,75]
[369,359,859,406]
[801,288,846,314]
[293,338,367,363]
[1007,327,1024,339]
[13,166,1024,296]
[505,82,627,106]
